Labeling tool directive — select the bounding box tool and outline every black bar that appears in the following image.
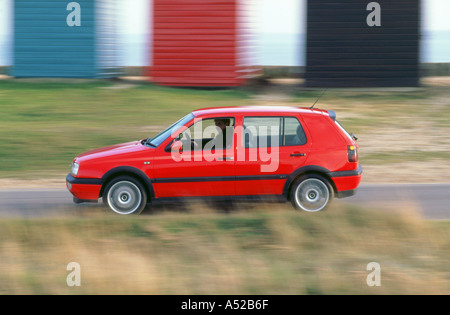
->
[152,174,289,184]
[66,174,103,185]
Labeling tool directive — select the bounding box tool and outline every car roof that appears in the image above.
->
[192,106,328,117]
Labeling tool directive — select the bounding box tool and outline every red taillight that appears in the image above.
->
[348,145,358,162]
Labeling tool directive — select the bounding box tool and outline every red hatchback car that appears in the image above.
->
[67,106,362,215]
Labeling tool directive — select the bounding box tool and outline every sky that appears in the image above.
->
[423,0,450,31]
[116,0,450,34]
[117,0,450,66]
[116,0,301,35]
[1,0,450,66]
[2,0,450,36]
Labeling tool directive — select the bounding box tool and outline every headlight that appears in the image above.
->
[71,162,79,176]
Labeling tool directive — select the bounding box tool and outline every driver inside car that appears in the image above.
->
[212,118,232,150]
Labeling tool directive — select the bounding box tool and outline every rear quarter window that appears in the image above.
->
[301,114,345,148]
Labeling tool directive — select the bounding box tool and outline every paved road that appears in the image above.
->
[341,183,450,220]
[0,184,448,219]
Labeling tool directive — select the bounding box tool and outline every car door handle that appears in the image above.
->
[290,153,306,157]
[218,157,234,161]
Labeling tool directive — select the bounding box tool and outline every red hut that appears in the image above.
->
[148,0,258,87]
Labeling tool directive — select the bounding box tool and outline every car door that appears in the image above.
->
[235,115,311,196]
[152,115,236,198]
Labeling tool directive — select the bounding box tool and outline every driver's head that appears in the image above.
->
[214,118,230,131]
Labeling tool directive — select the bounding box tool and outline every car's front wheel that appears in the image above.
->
[103,176,147,215]
[290,174,334,212]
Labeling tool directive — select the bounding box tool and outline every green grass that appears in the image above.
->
[0,204,448,294]
[0,79,449,179]
[362,151,450,164]
[293,88,447,123]
[0,80,250,177]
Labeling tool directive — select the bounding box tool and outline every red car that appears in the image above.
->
[66,106,362,215]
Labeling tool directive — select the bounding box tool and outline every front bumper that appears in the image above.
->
[66,174,103,202]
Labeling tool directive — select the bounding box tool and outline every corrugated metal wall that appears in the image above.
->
[305,0,420,87]
[149,0,257,87]
[13,0,119,78]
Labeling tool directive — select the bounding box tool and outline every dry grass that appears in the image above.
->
[0,203,448,295]
[1,77,449,185]
[1,78,449,295]
[257,77,450,184]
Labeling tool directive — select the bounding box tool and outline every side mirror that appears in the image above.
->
[170,140,183,154]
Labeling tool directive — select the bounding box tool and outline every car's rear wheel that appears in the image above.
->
[290,174,333,212]
[103,176,147,215]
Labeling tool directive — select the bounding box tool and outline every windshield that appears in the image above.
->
[148,113,194,147]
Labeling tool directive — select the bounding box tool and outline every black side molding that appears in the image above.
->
[66,174,103,185]
[152,174,288,184]
[328,164,363,178]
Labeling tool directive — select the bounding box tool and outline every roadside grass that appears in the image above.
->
[0,80,250,177]
[0,203,448,294]
[1,79,449,296]
[362,151,450,164]
[0,79,449,181]
[292,85,450,182]
[293,88,447,133]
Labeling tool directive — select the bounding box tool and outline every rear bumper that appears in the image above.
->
[328,164,363,178]
[66,174,103,201]
[328,164,363,199]
[335,189,358,199]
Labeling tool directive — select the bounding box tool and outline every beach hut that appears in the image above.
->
[148,0,259,87]
[13,0,119,78]
[305,0,420,87]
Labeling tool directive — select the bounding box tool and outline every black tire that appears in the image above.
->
[103,176,147,215]
[290,174,334,212]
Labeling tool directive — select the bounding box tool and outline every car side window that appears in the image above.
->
[284,117,307,146]
[182,117,235,151]
[242,116,307,148]
[243,117,283,148]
